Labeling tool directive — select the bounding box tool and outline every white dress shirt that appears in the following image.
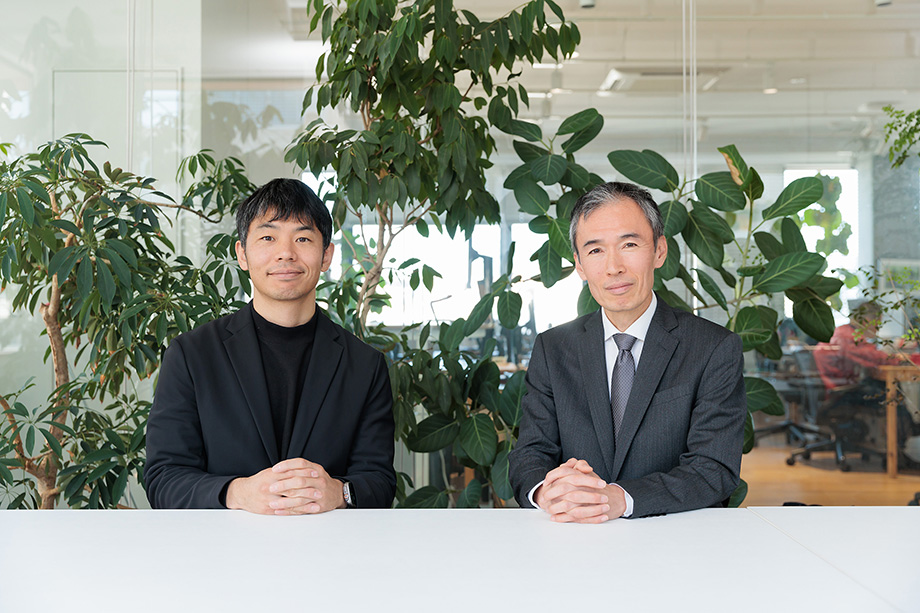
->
[528,295,659,519]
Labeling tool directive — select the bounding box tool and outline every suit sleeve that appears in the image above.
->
[615,332,746,518]
[144,341,237,509]
[342,352,396,508]
[508,334,561,508]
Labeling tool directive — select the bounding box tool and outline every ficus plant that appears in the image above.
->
[0,134,253,508]
[498,115,842,502]
[287,0,581,506]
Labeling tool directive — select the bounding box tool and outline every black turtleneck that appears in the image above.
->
[251,305,318,459]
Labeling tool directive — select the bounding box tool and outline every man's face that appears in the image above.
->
[573,198,667,331]
[234,211,333,308]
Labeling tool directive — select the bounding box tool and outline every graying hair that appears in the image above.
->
[569,181,664,255]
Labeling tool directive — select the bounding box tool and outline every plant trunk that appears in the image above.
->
[36,274,69,509]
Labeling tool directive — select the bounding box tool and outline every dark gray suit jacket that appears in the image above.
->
[144,303,396,509]
[509,296,746,518]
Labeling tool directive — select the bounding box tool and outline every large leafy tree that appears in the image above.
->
[287,0,580,506]
[0,135,253,508]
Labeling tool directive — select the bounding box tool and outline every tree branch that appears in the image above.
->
[0,394,34,473]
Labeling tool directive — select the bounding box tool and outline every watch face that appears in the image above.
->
[343,482,353,506]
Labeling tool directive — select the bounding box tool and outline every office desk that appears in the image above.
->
[751,507,918,612]
[1,508,916,612]
[878,364,920,477]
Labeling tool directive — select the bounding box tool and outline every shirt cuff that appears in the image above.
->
[527,480,544,508]
[611,483,634,518]
[529,480,634,518]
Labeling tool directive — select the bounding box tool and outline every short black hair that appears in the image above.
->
[236,178,332,250]
[569,181,664,256]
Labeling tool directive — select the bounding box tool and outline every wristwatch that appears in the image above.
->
[342,480,356,508]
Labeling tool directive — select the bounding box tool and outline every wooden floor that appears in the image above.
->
[740,437,920,507]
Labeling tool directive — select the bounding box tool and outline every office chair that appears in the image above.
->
[786,349,885,472]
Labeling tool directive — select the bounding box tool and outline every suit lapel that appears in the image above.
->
[577,311,616,479]
[611,298,679,478]
[223,304,279,465]
[286,312,343,459]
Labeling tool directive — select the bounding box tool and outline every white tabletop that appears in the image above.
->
[1,507,915,612]
[750,506,919,612]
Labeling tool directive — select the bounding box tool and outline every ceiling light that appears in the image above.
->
[599,68,623,91]
[763,88,778,95]
[534,63,563,70]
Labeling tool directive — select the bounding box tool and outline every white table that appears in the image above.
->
[1,508,915,612]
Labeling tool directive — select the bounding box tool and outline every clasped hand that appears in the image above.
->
[535,458,626,523]
[226,458,345,515]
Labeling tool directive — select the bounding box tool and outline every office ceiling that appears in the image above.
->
[205,0,920,167]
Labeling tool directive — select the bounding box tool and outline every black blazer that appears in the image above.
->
[509,297,746,518]
[144,303,396,509]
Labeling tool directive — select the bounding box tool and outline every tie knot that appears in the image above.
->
[614,333,636,351]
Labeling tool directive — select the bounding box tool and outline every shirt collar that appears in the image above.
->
[601,292,657,343]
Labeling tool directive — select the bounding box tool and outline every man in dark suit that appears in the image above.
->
[145,178,396,513]
[509,181,745,522]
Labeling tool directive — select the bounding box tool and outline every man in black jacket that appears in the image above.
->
[145,178,395,513]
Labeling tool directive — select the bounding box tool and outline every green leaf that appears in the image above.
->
[405,414,459,453]
[744,377,785,416]
[76,257,94,301]
[456,478,482,508]
[38,428,64,459]
[659,200,688,237]
[781,218,806,252]
[753,231,786,261]
[757,332,783,361]
[807,276,845,300]
[529,154,567,185]
[576,283,599,317]
[513,140,546,163]
[694,172,746,211]
[439,319,466,352]
[96,261,116,311]
[732,306,772,351]
[464,293,495,336]
[690,201,734,243]
[491,448,514,500]
[682,208,724,269]
[497,291,522,328]
[0,461,14,485]
[14,187,36,227]
[499,370,526,428]
[398,485,449,508]
[793,298,835,342]
[86,461,118,483]
[459,413,498,466]
[728,478,748,508]
[717,144,751,188]
[751,252,825,294]
[535,242,563,287]
[658,237,680,280]
[746,168,765,201]
[513,179,551,215]
[607,149,679,191]
[111,468,129,505]
[561,115,603,154]
[762,177,823,220]
[49,219,81,236]
[48,246,77,278]
[505,119,542,142]
[557,108,601,135]
[422,264,441,291]
[695,268,728,311]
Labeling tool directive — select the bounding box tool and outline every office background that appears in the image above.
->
[2,0,920,508]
